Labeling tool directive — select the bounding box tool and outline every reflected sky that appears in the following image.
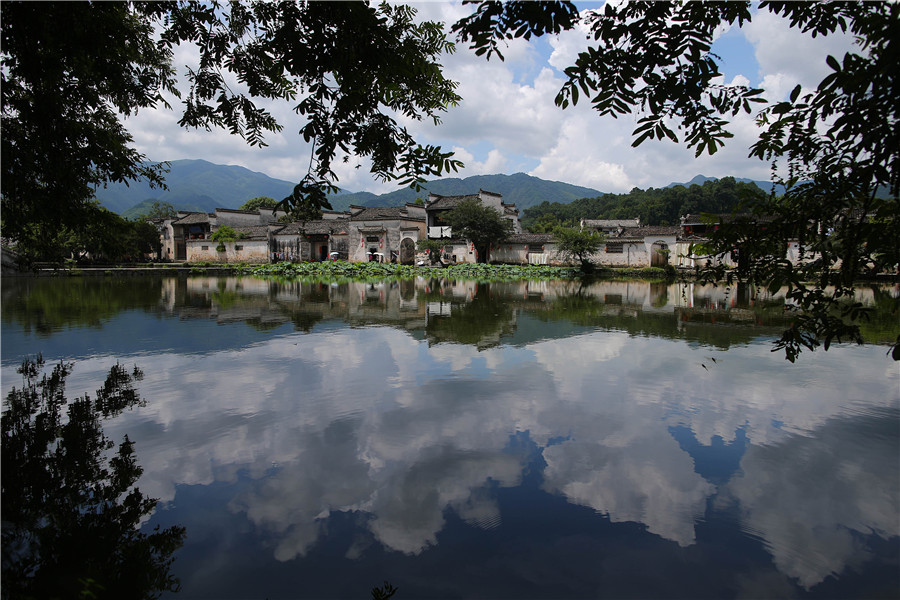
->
[1,275,898,598]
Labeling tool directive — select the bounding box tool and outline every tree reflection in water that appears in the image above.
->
[1,356,185,600]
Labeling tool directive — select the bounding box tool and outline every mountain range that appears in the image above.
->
[96,159,777,218]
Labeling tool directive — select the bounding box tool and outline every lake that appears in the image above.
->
[2,274,898,599]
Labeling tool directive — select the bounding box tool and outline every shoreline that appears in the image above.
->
[3,262,897,284]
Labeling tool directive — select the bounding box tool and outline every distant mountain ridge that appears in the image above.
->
[328,173,605,212]
[97,159,299,215]
[95,159,781,217]
[95,161,608,216]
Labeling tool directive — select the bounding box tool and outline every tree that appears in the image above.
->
[417,238,449,265]
[277,203,325,224]
[239,197,279,212]
[10,203,164,265]
[441,198,514,263]
[1,1,463,254]
[527,212,564,234]
[211,225,245,253]
[554,227,605,273]
[2,356,186,599]
[454,1,899,361]
[521,178,767,231]
[143,201,178,220]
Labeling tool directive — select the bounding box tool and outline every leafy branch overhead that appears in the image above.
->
[455,0,899,361]
[165,1,464,213]
[454,1,766,157]
[1,1,464,243]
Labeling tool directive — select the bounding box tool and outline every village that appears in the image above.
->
[156,189,797,270]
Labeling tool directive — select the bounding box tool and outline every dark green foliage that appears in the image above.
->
[1,2,174,244]
[211,225,245,244]
[239,196,279,212]
[417,239,450,265]
[456,1,764,156]
[372,581,398,600]
[522,177,766,231]
[457,1,899,360]
[1,357,185,599]
[453,1,580,61]
[441,198,515,262]
[695,2,900,361]
[553,226,605,273]
[13,203,163,265]
[2,1,462,246]
[135,201,178,221]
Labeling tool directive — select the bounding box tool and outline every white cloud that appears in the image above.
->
[743,8,859,97]
[119,2,864,198]
[451,146,508,177]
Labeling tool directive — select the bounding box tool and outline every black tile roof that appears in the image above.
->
[617,226,680,237]
[228,225,269,240]
[426,194,480,210]
[350,206,424,221]
[274,219,350,235]
[506,233,556,244]
[173,212,211,225]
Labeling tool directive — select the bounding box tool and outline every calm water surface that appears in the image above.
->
[2,275,898,599]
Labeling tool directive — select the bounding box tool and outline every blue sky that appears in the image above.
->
[125,1,858,195]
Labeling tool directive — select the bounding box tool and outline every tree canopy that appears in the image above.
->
[141,201,178,221]
[522,177,767,231]
[2,357,185,599]
[239,197,279,212]
[1,1,462,253]
[553,227,605,273]
[441,198,514,263]
[456,0,899,361]
[11,203,162,266]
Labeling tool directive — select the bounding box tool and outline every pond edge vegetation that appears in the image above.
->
[11,261,682,283]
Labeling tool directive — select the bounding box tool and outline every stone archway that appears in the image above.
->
[400,237,416,265]
[651,241,669,267]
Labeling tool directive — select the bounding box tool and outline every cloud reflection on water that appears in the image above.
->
[103,326,898,588]
[1,277,897,592]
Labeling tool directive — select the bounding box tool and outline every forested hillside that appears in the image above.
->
[330,172,603,212]
[94,159,298,214]
[522,177,769,232]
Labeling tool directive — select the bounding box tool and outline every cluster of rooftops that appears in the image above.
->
[155,189,760,266]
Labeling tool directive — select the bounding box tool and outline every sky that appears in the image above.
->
[124,1,859,196]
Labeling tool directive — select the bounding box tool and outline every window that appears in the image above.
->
[235,245,243,251]
[201,245,209,250]
[605,243,623,254]
[528,243,544,253]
